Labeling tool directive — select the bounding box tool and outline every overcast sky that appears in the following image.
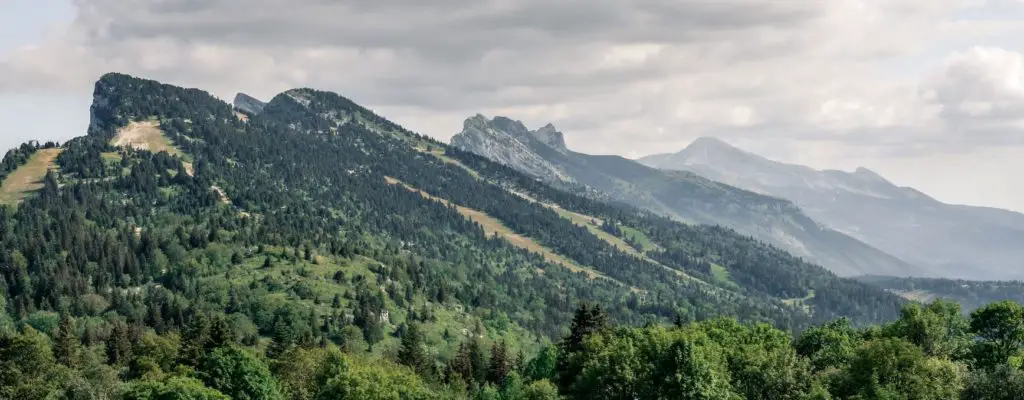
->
[1,0,1023,212]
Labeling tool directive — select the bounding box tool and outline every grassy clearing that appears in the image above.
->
[621,225,658,252]
[890,289,938,303]
[0,148,63,205]
[710,263,739,289]
[553,208,644,257]
[101,152,123,163]
[413,144,481,179]
[783,290,817,312]
[112,121,183,156]
[508,190,704,285]
[112,121,194,176]
[384,176,620,284]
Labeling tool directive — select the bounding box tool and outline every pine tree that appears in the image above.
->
[469,339,488,384]
[487,340,511,384]
[208,315,234,349]
[398,323,429,376]
[179,313,211,365]
[266,317,295,358]
[447,342,474,384]
[106,320,134,365]
[556,303,609,392]
[53,312,79,367]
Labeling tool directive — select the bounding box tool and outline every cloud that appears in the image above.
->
[926,47,1024,145]
[2,0,1024,211]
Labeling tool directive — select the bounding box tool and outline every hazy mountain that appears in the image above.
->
[450,116,922,277]
[641,137,1024,280]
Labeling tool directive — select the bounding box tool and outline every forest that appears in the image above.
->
[0,73,1020,398]
[2,300,1023,399]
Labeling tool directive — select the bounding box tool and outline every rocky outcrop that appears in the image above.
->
[450,115,575,183]
[233,92,266,115]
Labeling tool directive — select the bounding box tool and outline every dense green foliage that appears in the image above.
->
[445,147,904,324]
[2,300,1023,399]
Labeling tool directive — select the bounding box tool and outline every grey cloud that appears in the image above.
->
[3,0,1021,161]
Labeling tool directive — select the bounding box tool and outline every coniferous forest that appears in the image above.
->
[0,73,1022,399]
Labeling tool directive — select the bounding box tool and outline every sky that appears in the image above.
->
[1,0,1023,212]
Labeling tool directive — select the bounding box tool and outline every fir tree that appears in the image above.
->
[266,317,295,358]
[106,321,134,366]
[487,340,511,384]
[469,339,488,384]
[53,312,79,367]
[557,303,609,391]
[398,323,429,376]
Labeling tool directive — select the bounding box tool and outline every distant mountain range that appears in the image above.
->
[450,116,923,277]
[641,137,1024,280]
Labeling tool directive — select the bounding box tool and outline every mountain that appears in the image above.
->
[232,92,266,115]
[640,137,1024,280]
[5,72,1019,400]
[450,116,921,277]
[0,72,910,341]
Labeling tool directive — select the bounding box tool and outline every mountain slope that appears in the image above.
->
[0,69,911,368]
[450,116,920,277]
[641,137,1024,280]
[856,275,1024,311]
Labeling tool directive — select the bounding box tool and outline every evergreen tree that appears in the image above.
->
[397,323,429,377]
[447,342,474,384]
[556,303,609,391]
[53,312,79,367]
[469,339,488,385]
[487,340,510,384]
[106,320,134,366]
[267,317,296,359]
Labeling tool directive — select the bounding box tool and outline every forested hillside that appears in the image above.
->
[449,117,919,277]
[858,276,1024,311]
[2,73,1010,399]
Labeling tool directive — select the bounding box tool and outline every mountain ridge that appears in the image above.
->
[449,115,924,277]
[641,137,1024,280]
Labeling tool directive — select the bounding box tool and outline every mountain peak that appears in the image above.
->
[531,123,568,152]
[854,166,883,180]
[463,114,490,130]
[685,136,742,153]
[233,92,266,115]
[490,116,531,136]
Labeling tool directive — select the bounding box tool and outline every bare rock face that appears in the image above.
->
[233,92,266,116]
[450,115,575,183]
[531,123,568,153]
